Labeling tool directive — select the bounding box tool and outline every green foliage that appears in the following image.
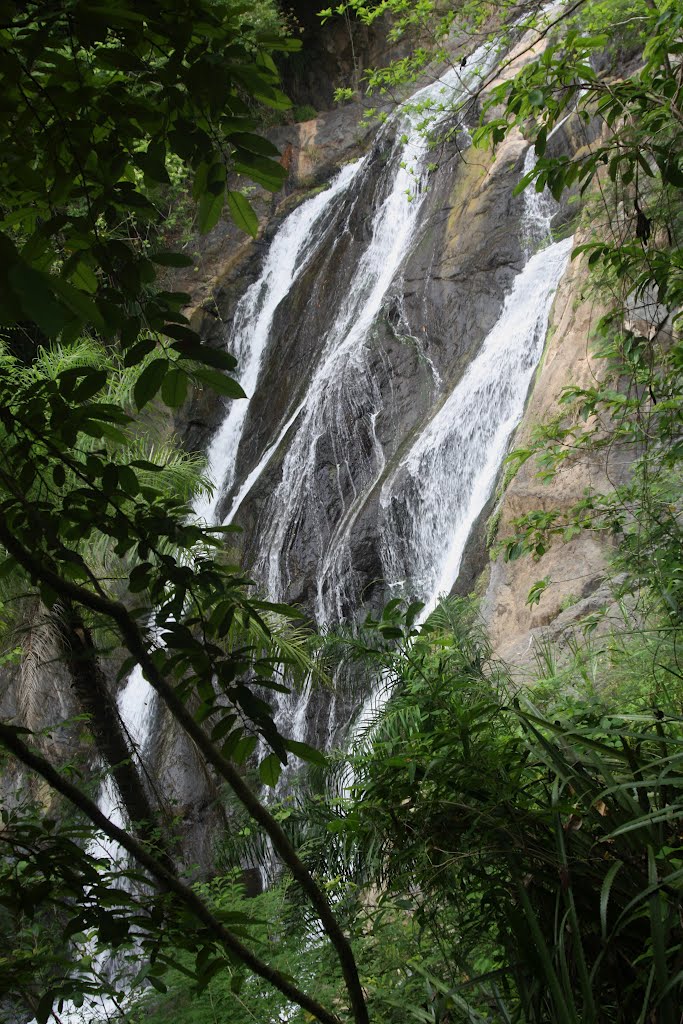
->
[127,876,331,1024]
[329,600,683,1023]
[499,320,683,622]
[0,789,170,1023]
[0,6,369,1024]
[0,0,299,371]
[293,103,318,122]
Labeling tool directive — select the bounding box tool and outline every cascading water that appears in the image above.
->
[53,167,379,944]
[80,178,366,856]
[198,48,573,760]
[350,146,572,743]
[248,44,499,622]
[25,666,156,1024]
[171,44,501,761]
[83,34,571,838]
[217,45,505,751]
[89,664,156,863]
[379,145,571,620]
[195,159,365,525]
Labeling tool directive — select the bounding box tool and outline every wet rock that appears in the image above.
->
[481,243,634,665]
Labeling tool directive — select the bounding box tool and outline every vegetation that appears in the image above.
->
[92,598,683,1024]
[0,3,365,1024]
[0,1,682,1024]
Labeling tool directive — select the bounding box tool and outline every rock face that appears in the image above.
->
[481,239,633,670]
[189,42,597,751]
[224,126,530,617]
[0,22,628,864]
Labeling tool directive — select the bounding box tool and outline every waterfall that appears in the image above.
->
[96,162,372,827]
[248,44,500,621]
[208,44,501,753]
[63,170,375,929]
[351,146,572,741]
[195,159,365,524]
[24,665,156,1024]
[379,146,571,621]
[80,36,570,839]
[88,665,155,863]
[78,161,370,887]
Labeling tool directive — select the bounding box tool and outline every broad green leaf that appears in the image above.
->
[194,367,245,399]
[161,367,188,408]
[231,734,258,764]
[259,752,282,787]
[285,739,327,766]
[172,339,237,371]
[198,189,224,233]
[118,465,140,496]
[234,156,286,193]
[226,190,258,237]
[133,357,168,410]
[231,133,280,157]
[71,369,108,402]
[71,260,98,294]
[8,265,67,336]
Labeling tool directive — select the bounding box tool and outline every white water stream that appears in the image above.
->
[351,146,571,744]
[380,146,569,620]
[247,45,499,616]
[194,159,365,524]
[25,664,155,1024]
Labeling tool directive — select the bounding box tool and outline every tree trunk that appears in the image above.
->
[54,600,168,855]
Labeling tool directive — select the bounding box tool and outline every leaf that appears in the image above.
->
[285,739,327,766]
[253,88,291,112]
[8,265,67,336]
[527,577,550,607]
[71,259,98,294]
[172,339,237,371]
[211,714,237,743]
[194,367,245,399]
[161,367,188,408]
[226,190,258,237]
[600,860,623,939]
[231,735,258,764]
[133,358,168,410]
[405,600,425,628]
[661,158,683,188]
[124,336,157,366]
[118,465,139,496]
[51,276,106,331]
[249,599,305,619]
[149,251,195,267]
[234,156,286,193]
[231,133,280,157]
[0,555,18,579]
[71,369,108,402]
[198,190,224,234]
[36,990,54,1024]
[259,753,282,787]
[379,625,403,639]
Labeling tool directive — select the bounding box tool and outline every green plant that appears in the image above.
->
[294,103,318,122]
[0,5,370,1024]
[333,599,683,1023]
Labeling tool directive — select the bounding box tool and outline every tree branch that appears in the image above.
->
[0,522,369,1024]
[0,721,343,1024]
